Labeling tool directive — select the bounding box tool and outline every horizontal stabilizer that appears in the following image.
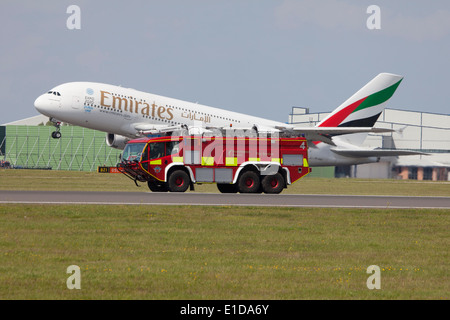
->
[278,126,394,145]
[287,126,394,135]
[331,148,428,158]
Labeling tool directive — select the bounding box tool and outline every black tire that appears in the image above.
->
[261,173,285,194]
[147,180,169,192]
[237,171,260,193]
[51,131,61,139]
[168,170,190,192]
[217,183,238,193]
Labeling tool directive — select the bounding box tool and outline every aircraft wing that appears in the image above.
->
[134,123,216,135]
[277,126,394,145]
[330,148,428,158]
[133,123,185,135]
[133,123,394,144]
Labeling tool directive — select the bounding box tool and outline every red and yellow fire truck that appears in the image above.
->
[117,135,310,194]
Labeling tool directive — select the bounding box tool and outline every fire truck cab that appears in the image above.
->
[118,135,310,194]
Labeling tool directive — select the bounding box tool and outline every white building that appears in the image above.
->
[289,107,450,180]
[2,114,50,126]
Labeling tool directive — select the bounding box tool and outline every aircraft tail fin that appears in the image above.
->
[317,73,403,145]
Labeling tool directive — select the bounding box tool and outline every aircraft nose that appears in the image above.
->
[34,94,50,115]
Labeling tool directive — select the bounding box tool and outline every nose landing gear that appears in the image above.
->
[51,131,61,139]
[50,118,62,139]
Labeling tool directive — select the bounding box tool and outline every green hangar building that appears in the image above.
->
[1,115,121,171]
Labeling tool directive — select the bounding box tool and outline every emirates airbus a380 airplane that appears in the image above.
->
[34,72,421,167]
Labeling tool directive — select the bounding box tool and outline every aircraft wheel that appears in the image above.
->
[217,183,238,193]
[148,180,168,192]
[261,173,284,194]
[168,170,190,192]
[51,131,61,139]
[237,171,260,193]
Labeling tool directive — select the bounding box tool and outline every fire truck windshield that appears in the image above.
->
[122,143,146,161]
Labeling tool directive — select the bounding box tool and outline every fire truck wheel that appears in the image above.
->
[238,171,260,193]
[217,183,238,193]
[261,173,284,194]
[147,180,169,192]
[168,170,190,192]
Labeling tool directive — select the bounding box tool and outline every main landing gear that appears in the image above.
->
[50,118,62,139]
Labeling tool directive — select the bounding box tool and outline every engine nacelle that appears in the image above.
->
[106,133,130,150]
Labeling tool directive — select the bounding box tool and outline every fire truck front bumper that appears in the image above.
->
[117,162,152,183]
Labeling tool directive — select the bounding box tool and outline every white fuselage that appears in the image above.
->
[35,82,283,136]
[34,82,379,167]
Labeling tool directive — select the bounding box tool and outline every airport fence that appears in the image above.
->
[0,125,121,171]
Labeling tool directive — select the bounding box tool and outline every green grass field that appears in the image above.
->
[1,169,450,196]
[0,170,449,299]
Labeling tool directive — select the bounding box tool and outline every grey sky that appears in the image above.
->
[1,0,449,124]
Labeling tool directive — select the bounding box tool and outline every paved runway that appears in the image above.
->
[0,190,449,209]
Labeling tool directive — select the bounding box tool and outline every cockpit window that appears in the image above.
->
[47,91,61,96]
